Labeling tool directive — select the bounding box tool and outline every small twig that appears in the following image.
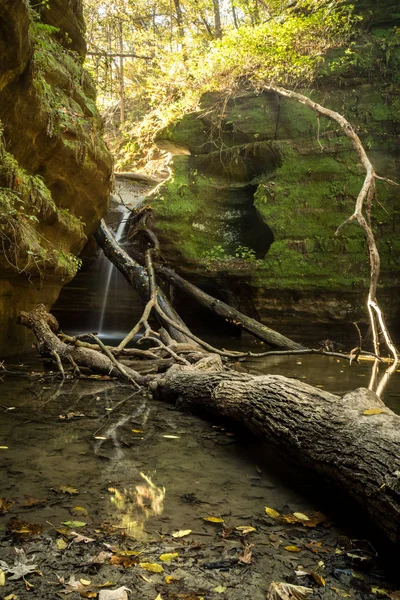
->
[51,350,65,379]
[353,322,363,350]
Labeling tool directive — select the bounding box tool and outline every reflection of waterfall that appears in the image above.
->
[98,207,129,335]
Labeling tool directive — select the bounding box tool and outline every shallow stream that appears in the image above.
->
[0,351,399,600]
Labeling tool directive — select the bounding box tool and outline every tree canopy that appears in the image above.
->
[83,0,364,166]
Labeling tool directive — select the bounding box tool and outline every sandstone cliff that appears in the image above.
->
[0,0,113,355]
[151,0,400,340]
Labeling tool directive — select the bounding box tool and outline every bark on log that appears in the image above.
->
[156,264,304,350]
[152,366,400,544]
[94,220,195,345]
[18,305,145,386]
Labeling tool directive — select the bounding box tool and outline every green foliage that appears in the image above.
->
[234,245,257,261]
[84,0,362,167]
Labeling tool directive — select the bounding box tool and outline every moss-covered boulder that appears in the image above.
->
[151,4,400,339]
[0,0,112,356]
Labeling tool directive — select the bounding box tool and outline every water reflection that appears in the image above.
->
[108,473,166,540]
[244,353,400,412]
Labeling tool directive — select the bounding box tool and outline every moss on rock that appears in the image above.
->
[151,9,400,331]
[0,0,112,355]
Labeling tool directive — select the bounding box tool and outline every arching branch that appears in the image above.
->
[263,84,398,363]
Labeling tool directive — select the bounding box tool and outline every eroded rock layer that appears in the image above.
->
[151,0,400,342]
[0,0,113,355]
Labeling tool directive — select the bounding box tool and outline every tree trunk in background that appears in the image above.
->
[213,0,222,38]
[153,366,400,545]
[231,1,239,28]
[118,19,125,129]
[173,0,185,41]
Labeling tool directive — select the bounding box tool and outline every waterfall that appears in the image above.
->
[97,207,129,335]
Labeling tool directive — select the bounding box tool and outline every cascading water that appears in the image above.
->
[97,205,130,336]
[52,175,153,340]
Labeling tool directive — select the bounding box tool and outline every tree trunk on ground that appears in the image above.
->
[152,365,400,545]
[94,220,195,345]
[155,264,304,350]
[18,305,145,386]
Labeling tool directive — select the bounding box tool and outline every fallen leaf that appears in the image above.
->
[162,435,180,439]
[110,555,137,568]
[57,486,79,495]
[293,512,310,522]
[204,516,224,523]
[0,548,38,581]
[71,506,89,517]
[88,552,112,565]
[139,562,164,573]
[305,540,331,553]
[81,579,92,586]
[0,498,14,513]
[172,529,192,538]
[236,526,257,534]
[0,569,5,585]
[70,531,95,544]
[159,553,179,562]
[20,496,46,508]
[62,520,87,528]
[265,507,280,519]
[8,519,42,536]
[299,512,328,528]
[131,429,143,433]
[213,586,227,593]
[154,595,163,600]
[4,594,18,600]
[284,546,302,553]
[0,446,8,450]
[57,538,68,550]
[165,575,179,584]
[311,572,325,587]
[239,543,253,564]
[267,582,312,600]
[363,408,386,415]
[280,514,301,524]
[113,550,141,557]
[98,587,131,600]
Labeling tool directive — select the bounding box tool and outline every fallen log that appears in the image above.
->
[18,305,145,386]
[155,264,304,350]
[152,364,400,544]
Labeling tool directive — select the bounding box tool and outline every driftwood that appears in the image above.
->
[152,362,400,545]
